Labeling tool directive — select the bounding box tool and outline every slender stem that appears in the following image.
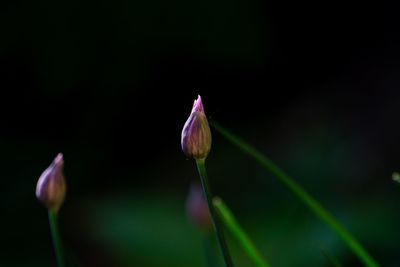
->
[48,210,66,267]
[213,198,271,267]
[196,159,234,267]
[210,120,379,267]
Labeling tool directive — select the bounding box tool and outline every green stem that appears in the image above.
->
[210,120,379,267]
[213,198,271,267]
[196,159,234,267]
[48,210,65,267]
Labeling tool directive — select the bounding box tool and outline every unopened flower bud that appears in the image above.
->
[181,95,212,160]
[186,183,212,231]
[36,153,66,212]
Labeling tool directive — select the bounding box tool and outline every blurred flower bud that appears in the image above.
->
[181,95,212,160]
[36,153,66,212]
[186,183,212,231]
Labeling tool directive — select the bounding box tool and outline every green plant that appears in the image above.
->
[210,120,379,267]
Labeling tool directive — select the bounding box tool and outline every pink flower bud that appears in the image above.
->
[36,153,66,212]
[181,95,212,160]
[186,183,212,231]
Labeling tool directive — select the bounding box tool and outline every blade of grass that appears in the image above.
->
[210,120,379,267]
[213,197,271,267]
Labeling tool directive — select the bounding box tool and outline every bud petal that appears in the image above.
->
[186,183,211,231]
[36,153,66,212]
[181,95,212,160]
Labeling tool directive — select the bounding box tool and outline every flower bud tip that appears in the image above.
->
[192,95,204,113]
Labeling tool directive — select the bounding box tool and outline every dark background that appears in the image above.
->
[0,0,398,266]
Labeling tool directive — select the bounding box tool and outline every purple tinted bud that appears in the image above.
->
[186,183,211,231]
[36,153,66,212]
[181,95,212,160]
